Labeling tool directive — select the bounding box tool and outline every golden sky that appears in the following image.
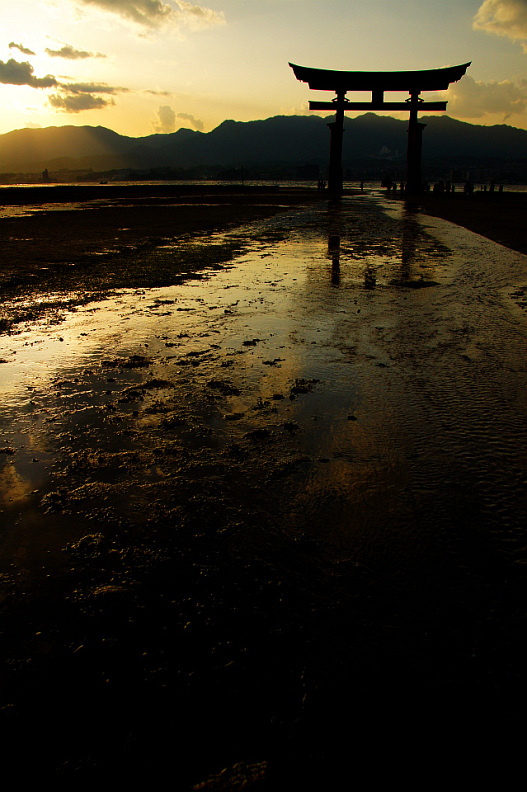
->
[1,0,527,137]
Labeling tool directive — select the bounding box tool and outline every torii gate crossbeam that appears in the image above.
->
[290,62,471,194]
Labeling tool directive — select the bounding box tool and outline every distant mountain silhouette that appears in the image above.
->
[0,115,526,177]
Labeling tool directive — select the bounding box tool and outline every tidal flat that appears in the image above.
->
[1,188,527,787]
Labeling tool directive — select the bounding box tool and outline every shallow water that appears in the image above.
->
[1,194,527,783]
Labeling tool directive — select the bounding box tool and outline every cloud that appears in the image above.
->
[447,74,527,119]
[474,0,527,50]
[176,0,225,29]
[48,93,114,112]
[153,105,176,132]
[176,112,204,131]
[9,42,36,56]
[45,44,106,59]
[152,105,204,132]
[74,0,225,30]
[77,0,171,27]
[61,81,127,94]
[0,59,57,88]
[47,79,128,113]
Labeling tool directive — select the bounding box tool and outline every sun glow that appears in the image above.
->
[2,1,527,137]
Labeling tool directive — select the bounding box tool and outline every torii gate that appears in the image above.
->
[289,62,470,194]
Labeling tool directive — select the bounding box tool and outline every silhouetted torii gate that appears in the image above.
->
[289,62,470,194]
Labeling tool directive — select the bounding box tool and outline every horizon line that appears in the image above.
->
[1,112,525,140]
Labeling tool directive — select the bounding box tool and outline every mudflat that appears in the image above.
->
[0,186,323,332]
[1,188,526,788]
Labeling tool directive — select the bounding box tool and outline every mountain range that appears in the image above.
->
[0,114,526,180]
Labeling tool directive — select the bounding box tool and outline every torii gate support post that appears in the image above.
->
[406,91,426,194]
[328,90,346,195]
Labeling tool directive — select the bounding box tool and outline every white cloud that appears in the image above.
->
[74,0,225,30]
[447,74,527,119]
[279,102,310,117]
[474,0,527,51]
[77,0,171,27]
[152,105,204,132]
[153,104,176,132]
[152,105,205,135]
[176,0,225,30]
[176,111,204,131]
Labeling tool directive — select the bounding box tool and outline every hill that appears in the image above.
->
[0,114,526,181]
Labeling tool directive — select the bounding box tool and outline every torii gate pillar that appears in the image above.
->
[407,92,426,195]
[328,90,345,193]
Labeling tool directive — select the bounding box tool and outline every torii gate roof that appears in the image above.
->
[289,62,471,93]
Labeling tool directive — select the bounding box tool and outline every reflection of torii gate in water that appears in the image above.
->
[290,62,470,194]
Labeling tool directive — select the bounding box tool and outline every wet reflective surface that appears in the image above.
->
[1,194,527,785]
[2,196,526,553]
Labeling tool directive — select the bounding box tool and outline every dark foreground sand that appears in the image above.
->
[419,190,527,256]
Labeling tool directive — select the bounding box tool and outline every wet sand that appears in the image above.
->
[0,186,324,332]
[1,191,527,787]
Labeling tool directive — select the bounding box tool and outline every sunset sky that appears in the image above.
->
[1,0,527,138]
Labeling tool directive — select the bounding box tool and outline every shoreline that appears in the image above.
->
[0,182,300,205]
